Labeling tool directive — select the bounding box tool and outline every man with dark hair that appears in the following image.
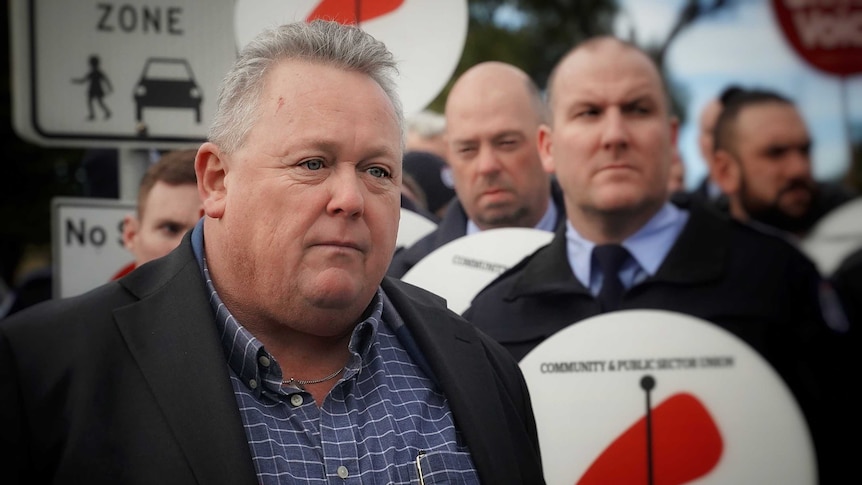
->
[689,85,742,208]
[711,87,855,237]
[113,148,202,279]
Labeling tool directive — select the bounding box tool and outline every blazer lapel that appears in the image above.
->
[383,279,527,484]
[115,243,258,485]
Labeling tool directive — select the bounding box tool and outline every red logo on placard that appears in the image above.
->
[771,0,862,76]
[578,393,723,485]
[307,0,405,24]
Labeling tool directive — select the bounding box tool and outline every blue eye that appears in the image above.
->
[367,166,390,178]
[302,159,324,170]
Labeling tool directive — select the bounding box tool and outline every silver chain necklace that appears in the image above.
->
[282,366,345,389]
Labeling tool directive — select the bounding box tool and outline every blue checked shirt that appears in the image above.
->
[191,222,479,484]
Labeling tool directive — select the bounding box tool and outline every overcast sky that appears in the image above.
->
[615,0,862,188]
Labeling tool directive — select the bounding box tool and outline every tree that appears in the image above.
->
[427,0,619,112]
[428,0,734,126]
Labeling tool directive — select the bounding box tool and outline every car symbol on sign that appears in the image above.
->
[133,58,202,123]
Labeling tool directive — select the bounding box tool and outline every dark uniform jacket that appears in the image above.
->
[463,199,851,484]
[0,233,545,485]
[388,180,567,278]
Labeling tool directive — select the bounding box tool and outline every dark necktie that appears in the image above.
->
[592,244,631,312]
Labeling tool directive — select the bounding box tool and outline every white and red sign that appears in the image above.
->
[771,0,862,76]
[234,0,468,118]
[520,310,817,485]
[401,228,554,314]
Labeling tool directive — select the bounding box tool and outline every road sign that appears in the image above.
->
[11,0,467,147]
[771,0,862,76]
[52,197,136,298]
[10,0,236,147]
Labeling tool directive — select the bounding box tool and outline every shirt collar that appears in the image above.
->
[191,220,382,397]
[566,202,689,287]
[466,195,558,235]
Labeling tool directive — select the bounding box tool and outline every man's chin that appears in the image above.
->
[749,206,817,235]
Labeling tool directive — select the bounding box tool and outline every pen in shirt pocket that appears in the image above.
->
[415,449,426,485]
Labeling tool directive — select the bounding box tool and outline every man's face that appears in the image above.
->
[541,41,678,226]
[445,65,550,230]
[203,60,402,334]
[123,181,201,266]
[732,102,815,230]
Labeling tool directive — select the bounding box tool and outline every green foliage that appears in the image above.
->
[427,0,618,112]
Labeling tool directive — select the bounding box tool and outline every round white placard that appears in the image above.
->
[520,309,816,485]
[234,0,468,117]
[801,197,862,276]
[397,208,437,249]
[401,227,553,314]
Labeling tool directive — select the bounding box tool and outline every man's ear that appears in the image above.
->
[712,150,740,196]
[538,124,555,174]
[196,142,228,219]
[121,214,138,252]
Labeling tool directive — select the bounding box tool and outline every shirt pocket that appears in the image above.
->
[414,450,480,484]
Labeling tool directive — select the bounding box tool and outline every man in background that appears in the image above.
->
[711,87,856,239]
[463,36,850,483]
[112,148,202,279]
[388,61,565,278]
[405,109,448,161]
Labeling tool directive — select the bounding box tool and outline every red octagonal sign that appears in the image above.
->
[771,0,862,76]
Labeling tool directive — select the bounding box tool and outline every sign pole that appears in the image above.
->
[840,76,854,169]
[118,148,150,202]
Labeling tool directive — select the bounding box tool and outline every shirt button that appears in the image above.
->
[336,466,349,479]
[248,379,258,390]
[258,356,271,367]
[290,394,304,407]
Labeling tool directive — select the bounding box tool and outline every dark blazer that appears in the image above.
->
[463,199,851,483]
[388,180,567,278]
[0,235,545,485]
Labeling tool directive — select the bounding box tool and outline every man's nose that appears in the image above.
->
[475,146,502,175]
[601,109,630,151]
[326,168,365,217]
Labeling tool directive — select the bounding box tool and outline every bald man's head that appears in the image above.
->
[442,61,552,231]
[446,61,548,126]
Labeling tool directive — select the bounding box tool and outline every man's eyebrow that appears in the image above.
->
[623,94,657,106]
[450,138,478,147]
[491,130,526,141]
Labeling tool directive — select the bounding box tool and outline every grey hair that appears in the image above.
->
[208,20,404,154]
[406,110,446,138]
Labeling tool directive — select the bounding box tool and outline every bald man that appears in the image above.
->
[388,61,565,278]
[463,38,849,482]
